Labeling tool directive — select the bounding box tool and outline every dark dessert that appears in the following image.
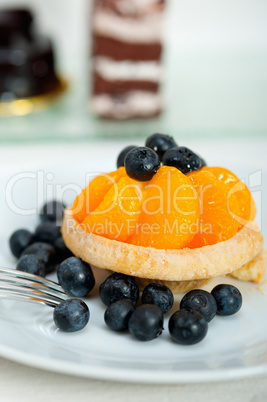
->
[0,9,61,101]
[91,0,166,119]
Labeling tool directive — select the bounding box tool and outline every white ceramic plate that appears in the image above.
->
[0,141,266,384]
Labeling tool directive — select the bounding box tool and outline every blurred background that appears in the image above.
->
[0,0,266,142]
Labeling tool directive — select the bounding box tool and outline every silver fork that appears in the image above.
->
[0,267,68,308]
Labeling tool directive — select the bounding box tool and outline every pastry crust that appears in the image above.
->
[134,277,214,293]
[105,249,266,293]
[136,249,266,292]
[62,208,264,283]
[228,249,267,284]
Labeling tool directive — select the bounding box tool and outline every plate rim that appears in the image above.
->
[0,339,266,384]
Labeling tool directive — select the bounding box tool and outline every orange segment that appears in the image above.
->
[128,166,199,249]
[81,176,144,242]
[187,170,241,248]
[72,164,253,250]
[72,167,126,223]
[201,167,256,228]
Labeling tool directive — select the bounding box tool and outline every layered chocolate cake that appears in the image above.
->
[0,9,61,101]
[91,0,166,119]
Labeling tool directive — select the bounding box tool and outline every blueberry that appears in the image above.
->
[99,272,139,307]
[117,145,138,168]
[34,222,61,245]
[53,299,89,332]
[211,284,242,316]
[128,304,164,341]
[9,229,33,258]
[57,257,95,297]
[145,133,177,160]
[141,283,174,314]
[162,146,203,174]
[16,254,46,277]
[124,147,160,182]
[21,242,56,274]
[54,236,73,263]
[104,299,135,331]
[180,289,217,322]
[40,200,65,223]
[169,309,208,345]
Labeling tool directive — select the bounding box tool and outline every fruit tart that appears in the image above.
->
[62,135,266,293]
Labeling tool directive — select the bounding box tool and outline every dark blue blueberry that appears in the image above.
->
[162,146,203,174]
[16,254,46,277]
[128,304,164,341]
[57,257,95,297]
[169,309,208,345]
[53,299,89,332]
[211,284,242,316]
[21,242,56,274]
[124,146,160,182]
[104,299,135,331]
[180,289,217,322]
[99,272,139,307]
[141,283,174,314]
[200,157,207,168]
[54,236,73,263]
[9,229,33,258]
[34,222,61,245]
[40,200,65,223]
[117,145,138,168]
[146,133,177,160]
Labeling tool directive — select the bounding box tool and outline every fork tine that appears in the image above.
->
[0,267,69,308]
[0,290,60,308]
[0,275,68,300]
[0,283,67,307]
[0,267,63,291]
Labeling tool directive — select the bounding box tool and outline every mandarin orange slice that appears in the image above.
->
[187,170,241,248]
[72,167,126,223]
[128,166,199,249]
[201,166,256,228]
[81,176,144,242]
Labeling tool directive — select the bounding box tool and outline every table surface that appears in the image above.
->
[0,138,267,402]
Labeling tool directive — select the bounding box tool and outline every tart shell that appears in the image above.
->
[62,208,264,285]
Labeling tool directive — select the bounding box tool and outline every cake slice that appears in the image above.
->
[0,9,61,100]
[91,0,166,119]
